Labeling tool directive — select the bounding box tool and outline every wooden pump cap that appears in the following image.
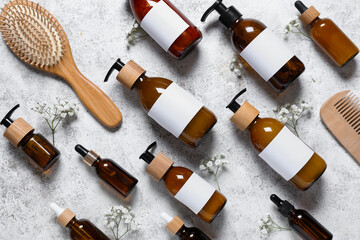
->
[116,60,146,89]
[299,6,320,25]
[146,152,174,181]
[57,208,76,228]
[230,101,259,131]
[166,216,185,235]
[4,118,34,147]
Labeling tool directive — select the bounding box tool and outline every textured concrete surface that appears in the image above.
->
[0,0,359,239]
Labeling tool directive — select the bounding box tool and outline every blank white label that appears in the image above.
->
[258,127,314,181]
[140,0,189,51]
[240,28,294,81]
[175,173,216,214]
[148,83,203,137]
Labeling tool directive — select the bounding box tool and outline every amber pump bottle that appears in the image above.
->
[226,89,327,190]
[50,203,110,240]
[295,1,359,67]
[75,144,138,199]
[129,0,202,59]
[270,194,333,240]
[139,142,226,223]
[0,104,60,171]
[201,0,305,92]
[104,59,217,148]
[161,212,211,240]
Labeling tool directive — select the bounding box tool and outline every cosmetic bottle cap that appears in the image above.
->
[104,58,146,90]
[226,89,259,131]
[161,212,185,235]
[139,142,174,181]
[75,144,100,167]
[1,104,34,147]
[50,203,76,228]
[201,0,242,29]
[295,1,320,25]
[270,194,295,217]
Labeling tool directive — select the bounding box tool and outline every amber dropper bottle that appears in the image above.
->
[104,59,217,148]
[295,1,359,67]
[139,142,226,223]
[75,144,138,199]
[226,89,327,190]
[0,104,60,171]
[270,194,333,240]
[50,203,111,240]
[161,212,211,240]
[201,0,305,92]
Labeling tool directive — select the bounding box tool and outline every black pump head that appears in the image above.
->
[226,88,247,113]
[104,58,126,82]
[1,104,20,128]
[75,144,89,157]
[270,194,295,217]
[295,1,308,14]
[201,0,242,29]
[139,141,157,164]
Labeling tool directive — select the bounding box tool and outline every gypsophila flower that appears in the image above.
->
[126,20,148,47]
[259,214,291,238]
[31,98,78,146]
[284,18,311,40]
[230,54,244,78]
[199,155,228,192]
[105,205,138,240]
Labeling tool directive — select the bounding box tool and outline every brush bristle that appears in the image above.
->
[0,0,66,68]
[334,92,360,134]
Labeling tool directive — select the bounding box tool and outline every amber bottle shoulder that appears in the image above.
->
[163,166,193,195]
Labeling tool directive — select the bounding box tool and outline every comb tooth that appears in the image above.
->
[339,94,356,114]
[344,100,360,119]
[337,93,354,112]
[334,94,349,107]
[349,112,360,126]
[348,108,360,123]
[353,121,360,132]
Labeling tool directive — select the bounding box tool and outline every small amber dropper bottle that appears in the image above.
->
[0,104,60,171]
[201,0,305,92]
[50,203,111,240]
[226,89,327,190]
[139,142,227,223]
[161,212,212,240]
[295,1,359,67]
[104,59,217,148]
[75,144,138,199]
[270,194,333,240]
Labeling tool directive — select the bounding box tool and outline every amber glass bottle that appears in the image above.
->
[139,142,226,223]
[75,144,138,199]
[295,1,358,67]
[201,0,305,92]
[271,194,333,240]
[129,0,202,59]
[50,203,111,240]
[1,104,60,171]
[105,59,217,148]
[161,212,211,240]
[226,89,327,190]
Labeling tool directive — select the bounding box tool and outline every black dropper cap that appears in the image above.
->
[226,88,247,113]
[270,194,295,217]
[201,0,242,29]
[104,58,126,82]
[75,144,89,157]
[139,141,157,164]
[1,104,20,128]
[295,1,308,14]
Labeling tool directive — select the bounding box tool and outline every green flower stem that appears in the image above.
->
[290,26,311,40]
[269,215,292,231]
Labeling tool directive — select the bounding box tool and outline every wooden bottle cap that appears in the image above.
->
[146,152,174,181]
[57,208,76,228]
[116,60,146,90]
[83,150,99,167]
[3,118,34,147]
[230,101,259,131]
[299,6,320,25]
[166,215,184,235]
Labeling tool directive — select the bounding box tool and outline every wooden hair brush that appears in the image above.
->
[0,0,122,128]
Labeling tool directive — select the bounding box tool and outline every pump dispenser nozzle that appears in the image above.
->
[139,141,157,164]
[226,89,247,113]
[1,104,20,128]
[201,0,242,29]
[270,194,295,217]
[104,59,126,82]
[295,1,308,14]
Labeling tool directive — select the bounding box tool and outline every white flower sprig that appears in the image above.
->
[284,19,311,40]
[31,98,78,146]
[230,54,244,78]
[126,20,148,46]
[199,155,229,192]
[259,214,291,238]
[273,102,311,137]
[104,206,138,240]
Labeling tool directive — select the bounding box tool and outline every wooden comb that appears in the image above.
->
[320,90,360,164]
[0,0,122,128]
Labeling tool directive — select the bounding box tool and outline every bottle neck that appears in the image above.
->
[309,17,321,27]
[92,158,102,168]
[175,225,187,239]
[229,17,243,31]
[18,130,35,147]
[133,75,148,91]
[248,116,261,131]
[66,217,78,230]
